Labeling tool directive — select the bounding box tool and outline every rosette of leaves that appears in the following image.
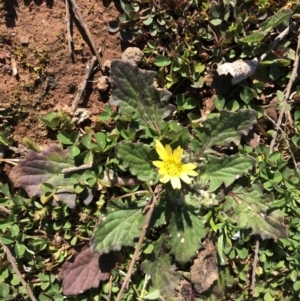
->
[90,60,288,299]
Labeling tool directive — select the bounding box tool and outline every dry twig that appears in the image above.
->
[62,162,93,173]
[270,31,300,153]
[68,0,102,70]
[0,237,38,301]
[115,184,162,301]
[65,0,74,60]
[0,205,11,214]
[70,52,99,114]
[251,239,260,296]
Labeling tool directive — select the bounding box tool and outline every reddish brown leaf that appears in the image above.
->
[61,248,116,296]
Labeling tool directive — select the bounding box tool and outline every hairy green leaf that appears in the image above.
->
[201,154,256,192]
[260,9,292,31]
[90,205,146,254]
[241,32,265,44]
[141,238,180,300]
[109,59,175,133]
[168,208,207,262]
[194,110,257,150]
[116,141,156,182]
[224,184,288,241]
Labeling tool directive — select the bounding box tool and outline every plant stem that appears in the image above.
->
[0,237,38,301]
[115,184,162,301]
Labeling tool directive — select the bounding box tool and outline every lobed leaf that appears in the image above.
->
[167,207,207,262]
[116,141,157,182]
[90,205,146,254]
[201,154,256,192]
[194,110,257,150]
[109,59,175,133]
[223,184,288,241]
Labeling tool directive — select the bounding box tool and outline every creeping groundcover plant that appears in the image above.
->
[8,59,288,300]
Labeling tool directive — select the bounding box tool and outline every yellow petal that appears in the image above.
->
[165,144,173,157]
[182,170,198,176]
[171,176,181,189]
[158,168,167,175]
[155,140,168,161]
[152,161,165,168]
[172,146,183,162]
[179,173,192,184]
[181,163,197,171]
[160,174,171,183]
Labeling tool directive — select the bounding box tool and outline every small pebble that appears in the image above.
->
[121,47,144,65]
[97,76,109,92]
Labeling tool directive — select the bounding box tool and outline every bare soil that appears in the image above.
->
[0,0,123,146]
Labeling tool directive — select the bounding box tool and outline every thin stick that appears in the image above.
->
[62,162,93,173]
[251,239,260,297]
[0,158,19,165]
[270,32,300,153]
[65,0,74,60]
[115,185,162,301]
[70,53,98,114]
[0,237,38,301]
[0,205,11,214]
[106,274,113,301]
[259,21,299,63]
[68,0,102,70]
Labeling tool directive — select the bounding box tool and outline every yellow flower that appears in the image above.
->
[152,140,198,189]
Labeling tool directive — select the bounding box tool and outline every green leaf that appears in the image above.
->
[240,87,254,104]
[109,60,175,133]
[201,154,256,192]
[223,184,288,241]
[168,207,207,262]
[0,283,9,298]
[57,131,73,145]
[41,112,60,129]
[116,141,156,182]
[144,289,160,300]
[91,205,146,254]
[69,145,80,158]
[141,238,180,300]
[241,32,265,44]
[176,94,197,111]
[210,19,222,26]
[194,109,257,150]
[95,132,107,149]
[215,95,225,111]
[154,55,171,67]
[260,9,292,31]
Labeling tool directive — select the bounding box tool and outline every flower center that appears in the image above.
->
[165,160,182,176]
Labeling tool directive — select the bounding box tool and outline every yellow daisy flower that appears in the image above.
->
[152,140,198,189]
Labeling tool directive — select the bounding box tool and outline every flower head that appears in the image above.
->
[152,140,198,189]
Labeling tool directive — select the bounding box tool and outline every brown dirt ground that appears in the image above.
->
[0,0,123,147]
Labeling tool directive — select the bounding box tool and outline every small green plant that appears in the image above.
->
[3,1,300,300]
[7,60,293,300]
